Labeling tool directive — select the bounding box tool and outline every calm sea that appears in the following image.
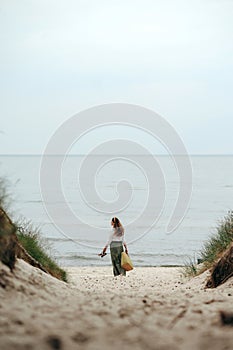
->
[0,155,233,267]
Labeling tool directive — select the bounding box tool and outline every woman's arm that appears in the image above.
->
[101,231,113,254]
[102,245,107,254]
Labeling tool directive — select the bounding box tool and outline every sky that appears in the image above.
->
[0,0,233,155]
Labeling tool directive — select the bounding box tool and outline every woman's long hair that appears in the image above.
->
[112,217,124,236]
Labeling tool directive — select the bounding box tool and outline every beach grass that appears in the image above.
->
[16,220,68,282]
[200,211,233,266]
[182,258,198,277]
[184,211,233,276]
[0,178,11,209]
[0,177,67,282]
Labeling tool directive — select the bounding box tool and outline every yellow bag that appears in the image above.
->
[121,252,133,271]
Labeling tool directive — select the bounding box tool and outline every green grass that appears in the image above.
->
[0,177,67,282]
[184,211,233,277]
[0,178,11,209]
[16,221,68,282]
[200,211,233,267]
[182,258,198,277]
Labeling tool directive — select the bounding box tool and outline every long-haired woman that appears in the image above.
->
[101,217,128,276]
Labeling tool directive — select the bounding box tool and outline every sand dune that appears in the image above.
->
[0,260,233,350]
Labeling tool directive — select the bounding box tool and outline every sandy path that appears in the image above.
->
[0,260,233,350]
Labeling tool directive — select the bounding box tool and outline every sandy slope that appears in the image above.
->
[0,260,233,350]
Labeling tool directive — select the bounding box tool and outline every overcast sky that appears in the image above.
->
[0,0,233,154]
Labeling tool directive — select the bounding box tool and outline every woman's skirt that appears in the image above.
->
[110,241,126,276]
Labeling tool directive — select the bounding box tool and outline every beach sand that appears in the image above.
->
[0,259,233,350]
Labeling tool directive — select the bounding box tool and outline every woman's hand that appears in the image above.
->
[98,246,107,257]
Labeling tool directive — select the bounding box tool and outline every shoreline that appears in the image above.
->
[62,264,185,268]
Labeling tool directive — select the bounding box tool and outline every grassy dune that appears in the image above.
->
[184,211,233,277]
[0,178,67,282]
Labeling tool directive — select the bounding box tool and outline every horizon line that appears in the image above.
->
[0,153,232,157]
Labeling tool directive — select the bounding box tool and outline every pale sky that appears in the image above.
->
[0,0,233,154]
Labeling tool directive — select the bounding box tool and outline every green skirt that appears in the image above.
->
[110,241,126,276]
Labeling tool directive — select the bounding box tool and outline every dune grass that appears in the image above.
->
[0,177,67,281]
[200,211,233,266]
[16,220,68,282]
[184,211,233,277]
[0,178,10,209]
[182,258,198,277]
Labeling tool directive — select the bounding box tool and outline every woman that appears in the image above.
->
[101,217,128,277]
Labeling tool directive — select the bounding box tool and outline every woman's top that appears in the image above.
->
[106,228,126,246]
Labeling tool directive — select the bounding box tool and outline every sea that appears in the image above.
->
[0,155,233,267]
